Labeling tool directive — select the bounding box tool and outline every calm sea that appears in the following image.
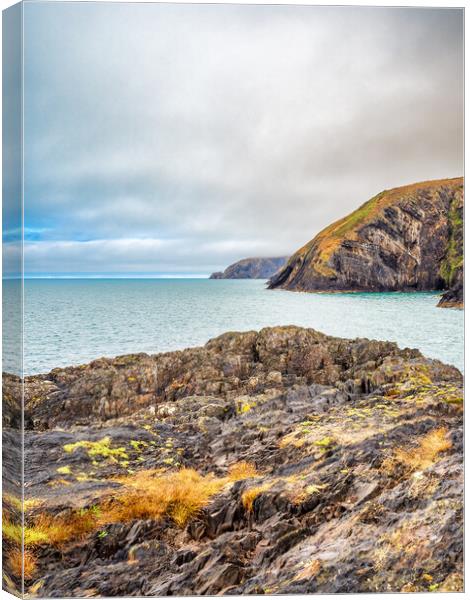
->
[3,279,464,375]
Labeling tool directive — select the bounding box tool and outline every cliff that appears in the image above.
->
[210,256,288,279]
[3,326,463,595]
[269,178,463,307]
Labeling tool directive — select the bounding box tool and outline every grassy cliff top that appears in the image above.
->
[297,177,463,271]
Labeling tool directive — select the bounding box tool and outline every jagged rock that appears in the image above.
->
[22,326,459,429]
[438,273,463,308]
[3,326,463,596]
[269,178,463,308]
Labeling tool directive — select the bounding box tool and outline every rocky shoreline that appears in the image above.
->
[2,326,463,596]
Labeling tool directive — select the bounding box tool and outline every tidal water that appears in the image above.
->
[3,279,464,375]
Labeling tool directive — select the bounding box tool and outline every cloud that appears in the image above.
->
[22,4,463,275]
[23,237,273,275]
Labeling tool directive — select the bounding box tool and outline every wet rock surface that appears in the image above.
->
[3,326,463,596]
[269,178,463,309]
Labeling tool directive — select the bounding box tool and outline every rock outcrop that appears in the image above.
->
[2,327,463,596]
[438,273,463,309]
[269,178,463,307]
[210,256,288,279]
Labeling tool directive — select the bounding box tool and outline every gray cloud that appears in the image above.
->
[23,3,463,275]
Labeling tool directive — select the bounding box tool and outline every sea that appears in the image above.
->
[2,278,464,375]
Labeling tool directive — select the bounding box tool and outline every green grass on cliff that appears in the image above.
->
[328,191,386,241]
[439,195,463,287]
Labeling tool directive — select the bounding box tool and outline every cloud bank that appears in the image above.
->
[22,3,463,275]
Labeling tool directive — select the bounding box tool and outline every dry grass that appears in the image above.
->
[104,468,226,527]
[7,548,37,580]
[2,462,262,575]
[24,549,38,580]
[2,509,97,548]
[394,428,451,471]
[2,494,42,512]
[227,461,259,481]
[384,427,452,475]
[108,463,259,527]
[34,510,97,545]
[241,483,272,512]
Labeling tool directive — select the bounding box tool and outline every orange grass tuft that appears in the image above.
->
[7,548,37,580]
[391,427,452,472]
[101,468,226,528]
[3,464,265,560]
[241,483,272,512]
[227,461,259,481]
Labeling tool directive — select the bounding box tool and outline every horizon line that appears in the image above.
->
[7,274,214,280]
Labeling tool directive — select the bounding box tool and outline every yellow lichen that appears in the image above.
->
[56,466,72,475]
[64,437,128,462]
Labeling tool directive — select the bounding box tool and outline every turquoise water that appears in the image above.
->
[4,279,464,375]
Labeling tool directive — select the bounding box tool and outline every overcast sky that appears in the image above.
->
[22,3,463,276]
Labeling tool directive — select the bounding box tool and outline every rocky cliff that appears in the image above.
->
[210,256,288,279]
[2,327,463,596]
[269,178,463,306]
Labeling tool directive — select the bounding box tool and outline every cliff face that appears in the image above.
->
[210,256,288,279]
[3,327,463,596]
[269,178,463,303]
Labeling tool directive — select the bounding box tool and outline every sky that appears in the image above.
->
[17,2,464,277]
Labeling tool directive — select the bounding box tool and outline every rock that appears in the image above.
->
[4,326,463,596]
[267,371,283,384]
[438,273,463,308]
[269,177,463,308]
[210,256,288,279]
